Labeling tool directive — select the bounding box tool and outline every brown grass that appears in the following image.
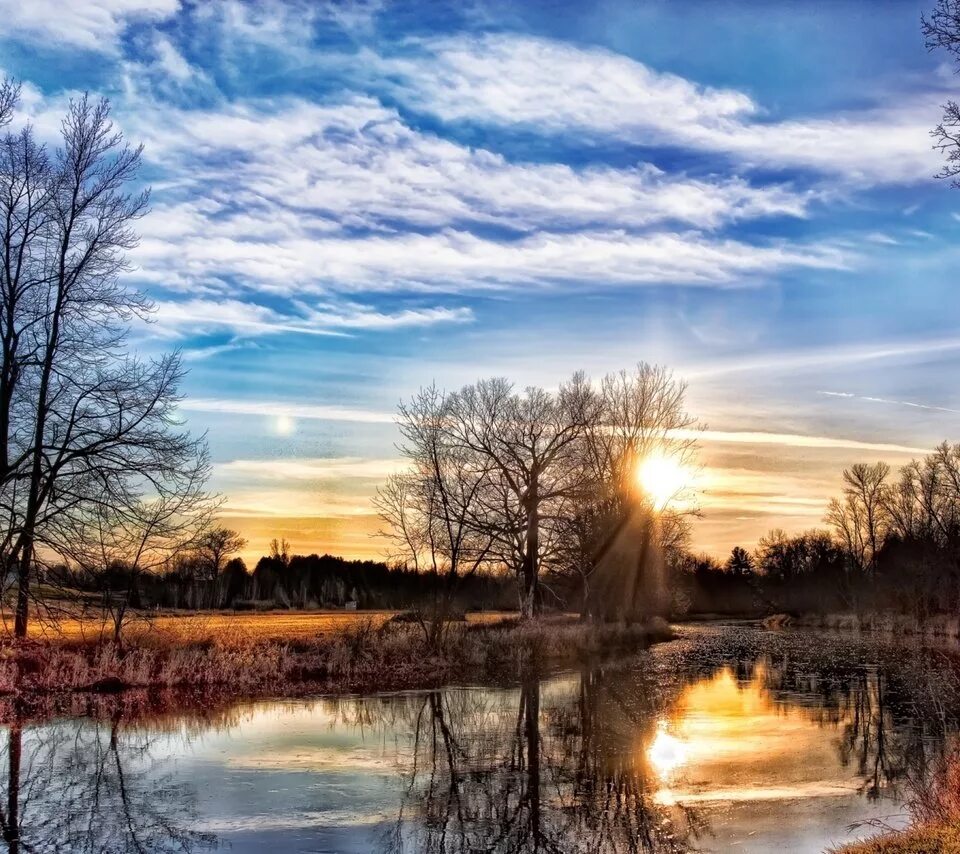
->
[15,609,517,644]
[833,750,960,853]
[833,824,960,853]
[0,613,673,721]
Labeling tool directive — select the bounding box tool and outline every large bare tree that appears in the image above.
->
[0,89,211,637]
[444,374,598,618]
[924,1,960,184]
[58,455,216,642]
[826,462,892,576]
[564,364,699,619]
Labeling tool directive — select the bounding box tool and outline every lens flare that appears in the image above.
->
[273,414,295,436]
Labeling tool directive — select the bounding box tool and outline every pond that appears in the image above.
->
[2,623,959,853]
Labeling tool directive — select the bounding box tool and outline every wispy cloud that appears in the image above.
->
[387,33,940,185]
[135,227,844,296]
[130,97,810,234]
[674,428,926,455]
[219,457,404,481]
[819,390,960,415]
[149,297,473,340]
[685,335,960,379]
[0,0,179,53]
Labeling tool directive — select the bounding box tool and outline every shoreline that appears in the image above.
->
[0,614,674,725]
[761,611,960,638]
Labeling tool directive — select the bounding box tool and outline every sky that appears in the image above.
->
[2,0,960,565]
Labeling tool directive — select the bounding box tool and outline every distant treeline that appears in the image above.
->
[43,441,960,625]
[47,548,517,614]
[678,443,960,619]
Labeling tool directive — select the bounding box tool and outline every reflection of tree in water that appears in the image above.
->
[666,627,960,808]
[379,669,702,853]
[0,713,216,853]
[758,645,958,805]
[370,628,960,853]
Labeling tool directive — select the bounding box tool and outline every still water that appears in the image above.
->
[2,623,958,853]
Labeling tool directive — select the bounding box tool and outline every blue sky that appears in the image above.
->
[3,0,960,561]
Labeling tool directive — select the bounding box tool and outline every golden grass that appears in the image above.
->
[833,751,960,854]
[0,613,672,718]
[834,825,960,853]
[15,609,516,644]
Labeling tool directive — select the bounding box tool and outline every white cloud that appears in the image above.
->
[386,33,940,185]
[134,226,845,296]
[152,34,195,81]
[385,34,754,134]
[148,297,472,339]
[299,300,474,330]
[0,0,179,53]
[128,97,810,235]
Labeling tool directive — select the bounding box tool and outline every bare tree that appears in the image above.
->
[445,374,598,618]
[376,385,494,645]
[59,452,216,642]
[0,92,211,638]
[0,79,18,132]
[269,537,290,566]
[924,1,960,184]
[195,526,246,579]
[566,364,699,620]
[826,462,892,576]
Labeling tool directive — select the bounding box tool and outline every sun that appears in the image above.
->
[636,451,690,509]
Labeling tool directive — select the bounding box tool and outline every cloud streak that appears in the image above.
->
[179,398,395,424]
[674,428,926,455]
[388,33,940,185]
[819,391,960,415]
[149,297,473,340]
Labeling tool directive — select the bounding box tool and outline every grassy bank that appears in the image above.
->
[835,824,960,853]
[834,751,960,853]
[0,614,673,710]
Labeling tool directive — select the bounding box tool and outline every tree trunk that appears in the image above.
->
[520,477,539,619]
[12,541,30,640]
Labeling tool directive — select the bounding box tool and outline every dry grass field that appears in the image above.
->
[17,609,518,645]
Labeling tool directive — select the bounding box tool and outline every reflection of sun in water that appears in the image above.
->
[648,720,688,779]
[636,452,691,509]
[273,414,295,436]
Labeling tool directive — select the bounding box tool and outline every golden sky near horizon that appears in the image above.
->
[217,427,924,568]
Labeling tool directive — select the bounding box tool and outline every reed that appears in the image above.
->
[0,614,674,702]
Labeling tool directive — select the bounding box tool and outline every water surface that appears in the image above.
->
[3,623,958,853]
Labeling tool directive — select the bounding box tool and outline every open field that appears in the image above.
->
[14,609,518,644]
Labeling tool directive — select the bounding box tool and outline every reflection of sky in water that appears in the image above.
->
[5,628,944,853]
[648,666,908,852]
[154,699,419,852]
[133,671,904,852]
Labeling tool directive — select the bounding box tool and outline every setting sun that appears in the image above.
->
[636,452,691,509]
